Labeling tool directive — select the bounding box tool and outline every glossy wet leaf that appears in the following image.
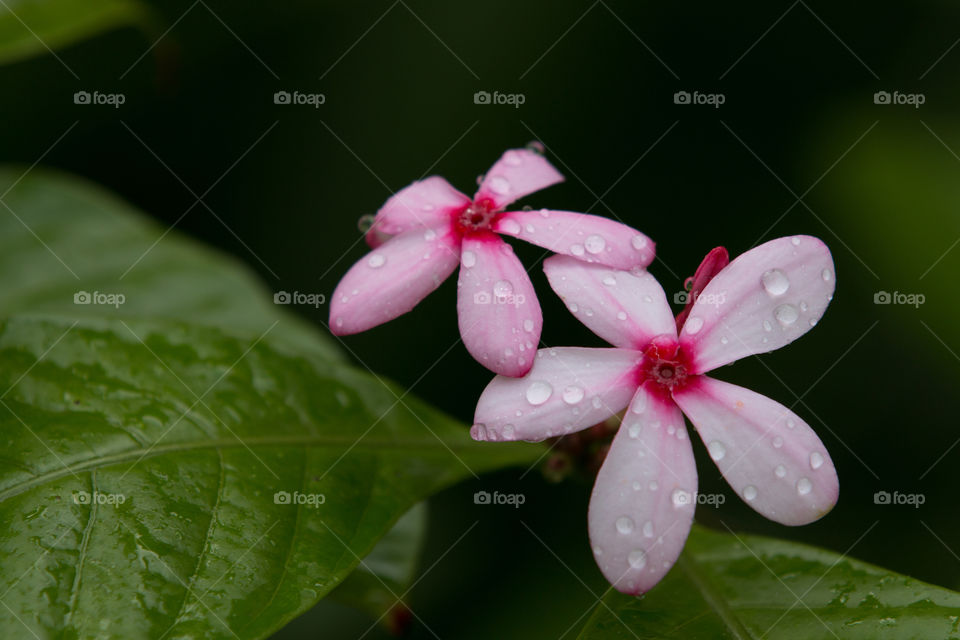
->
[0,317,538,638]
[0,166,340,359]
[577,524,960,639]
[0,0,152,65]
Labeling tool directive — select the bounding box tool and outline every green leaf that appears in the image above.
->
[0,166,341,360]
[328,502,427,634]
[0,0,152,65]
[0,316,538,639]
[577,524,960,639]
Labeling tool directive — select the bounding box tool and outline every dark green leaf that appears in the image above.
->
[577,524,960,639]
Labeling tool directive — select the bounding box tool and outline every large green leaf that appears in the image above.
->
[0,166,340,360]
[577,525,960,639]
[0,316,537,638]
[0,0,151,65]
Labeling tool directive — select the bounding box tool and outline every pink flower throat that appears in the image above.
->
[455,198,500,235]
[638,335,693,400]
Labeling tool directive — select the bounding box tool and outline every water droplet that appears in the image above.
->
[720,336,729,344]
[761,269,790,296]
[821,269,832,282]
[493,280,514,297]
[791,237,801,246]
[591,396,602,409]
[797,477,813,495]
[708,440,727,461]
[642,521,654,538]
[470,424,488,440]
[671,488,690,507]
[570,243,585,256]
[616,516,635,534]
[762,319,773,332]
[628,549,647,569]
[743,485,758,501]
[525,381,552,405]
[649,481,659,491]
[525,224,535,233]
[593,546,603,556]
[503,150,523,166]
[562,385,584,404]
[462,250,477,268]
[774,464,787,478]
[422,203,435,211]
[523,319,535,333]
[631,393,647,414]
[503,424,516,439]
[424,229,436,241]
[617,311,628,320]
[810,452,824,470]
[500,218,521,234]
[357,214,375,233]
[772,436,783,448]
[525,141,545,155]
[632,481,641,491]
[368,254,386,268]
[631,235,647,251]
[786,419,796,429]
[627,423,641,439]
[774,303,799,326]
[585,235,606,254]
[809,318,819,327]
[685,317,704,334]
[489,176,511,195]
[602,275,617,286]
[568,302,579,313]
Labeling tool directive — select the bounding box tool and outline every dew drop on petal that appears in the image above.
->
[632,481,641,491]
[774,303,799,326]
[685,316,704,335]
[585,235,606,254]
[797,477,813,495]
[810,452,824,470]
[525,381,553,405]
[602,275,617,286]
[763,319,773,332]
[502,424,515,439]
[503,150,523,166]
[631,393,647,414]
[493,280,514,297]
[462,250,477,268]
[791,236,801,246]
[562,385,584,405]
[743,485,758,501]
[761,269,790,296]
[821,269,832,282]
[649,480,659,491]
[627,423,641,439]
[617,311,628,320]
[470,424,487,440]
[774,464,787,478]
[525,141,545,155]
[631,235,648,250]
[772,436,783,449]
[642,521,654,538]
[616,516,635,534]
[500,218,521,235]
[671,488,690,508]
[628,549,647,569]
[707,440,726,461]
[591,396,603,409]
[570,243,585,256]
[424,229,436,241]
[357,214,375,233]
[368,254,386,268]
[489,176,511,196]
[786,419,796,429]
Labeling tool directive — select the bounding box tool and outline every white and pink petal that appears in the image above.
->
[474,148,564,210]
[330,226,460,335]
[544,255,676,350]
[456,234,542,377]
[495,210,654,270]
[471,347,642,443]
[374,176,469,235]
[679,236,836,374]
[673,376,838,526]
[589,384,698,595]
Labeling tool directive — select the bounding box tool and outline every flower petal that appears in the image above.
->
[456,234,542,376]
[474,148,564,210]
[673,376,838,526]
[495,210,654,269]
[374,176,469,235]
[678,235,836,374]
[544,255,676,349]
[471,347,641,442]
[589,385,697,595]
[330,226,460,335]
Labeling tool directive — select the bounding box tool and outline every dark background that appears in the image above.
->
[4,1,959,637]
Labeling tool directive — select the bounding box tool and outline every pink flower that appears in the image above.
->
[329,147,656,377]
[471,236,839,594]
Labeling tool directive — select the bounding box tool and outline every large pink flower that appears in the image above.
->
[329,148,655,377]
[471,236,839,594]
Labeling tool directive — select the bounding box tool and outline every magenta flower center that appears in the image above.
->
[455,198,500,235]
[638,335,693,399]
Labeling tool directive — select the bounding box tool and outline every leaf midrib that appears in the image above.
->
[0,433,508,502]
[678,554,756,640]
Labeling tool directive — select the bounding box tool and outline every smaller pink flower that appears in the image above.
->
[471,236,839,594]
[329,147,656,377]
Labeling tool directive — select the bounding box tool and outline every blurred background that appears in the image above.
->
[3,0,959,637]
